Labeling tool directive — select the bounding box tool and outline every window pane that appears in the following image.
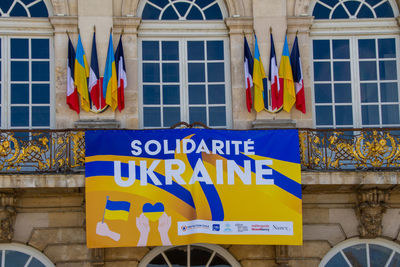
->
[188,41,204,60]
[375,2,394,18]
[380,82,398,102]
[207,63,224,82]
[325,253,350,267]
[378,39,396,58]
[32,62,49,81]
[379,61,397,80]
[315,84,332,103]
[163,107,180,127]
[142,4,161,20]
[314,62,331,81]
[334,83,352,103]
[203,3,223,20]
[143,85,160,104]
[187,6,203,20]
[190,107,206,124]
[316,106,333,125]
[332,4,348,19]
[209,253,231,266]
[312,3,331,19]
[10,3,28,16]
[144,107,161,127]
[189,85,206,104]
[32,84,50,104]
[142,41,159,60]
[5,250,30,267]
[207,41,224,60]
[28,1,49,17]
[11,106,29,127]
[208,85,225,104]
[0,0,13,14]
[163,85,180,104]
[361,83,378,102]
[32,106,50,127]
[11,84,29,104]
[11,39,29,59]
[362,105,380,125]
[333,40,349,59]
[11,61,29,81]
[382,105,400,124]
[333,62,350,81]
[28,257,46,267]
[359,39,376,59]
[335,105,353,125]
[175,2,190,17]
[209,106,226,126]
[357,5,374,18]
[161,6,179,20]
[313,40,330,59]
[369,244,393,267]
[149,0,169,8]
[191,247,212,266]
[188,63,205,82]
[359,61,377,81]
[343,244,368,267]
[143,63,160,82]
[162,63,179,82]
[344,1,360,16]
[195,0,214,9]
[162,41,179,60]
[32,39,49,59]
[389,252,400,267]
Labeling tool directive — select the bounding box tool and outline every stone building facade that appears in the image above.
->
[0,0,400,266]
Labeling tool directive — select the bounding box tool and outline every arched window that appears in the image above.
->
[319,238,400,267]
[310,0,400,128]
[138,244,241,267]
[0,0,53,129]
[0,243,54,267]
[138,0,231,128]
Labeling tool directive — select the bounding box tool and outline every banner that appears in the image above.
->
[85,129,302,247]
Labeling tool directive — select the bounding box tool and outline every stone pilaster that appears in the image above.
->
[356,188,390,238]
[225,17,255,129]
[49,16,79,129]
[113,17,141,129]
[275,245,290,267]
[0,192,16,242]
[91,248,105,266]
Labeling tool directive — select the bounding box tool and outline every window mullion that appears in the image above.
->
[351,36,362,128]
[181,39,188,124]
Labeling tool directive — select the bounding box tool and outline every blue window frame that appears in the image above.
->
[0,0,49,17]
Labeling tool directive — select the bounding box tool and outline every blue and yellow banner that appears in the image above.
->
[85,129,302,247]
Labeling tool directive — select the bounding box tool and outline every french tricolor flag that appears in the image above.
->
[66,36,79,114]
[244,37,253,113]
[115,35,127,112]
[290,35,306,114]
[269,31,282,112]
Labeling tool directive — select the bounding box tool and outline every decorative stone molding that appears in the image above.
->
[356,188,390,238]
[287,16,313,35]
[225,17,253,35]
[113,16,141,35]
[74,120,120,129]
[252,119,297,129]
[0,192,16,242]
[49,16,78,34]
[275,245,291,267]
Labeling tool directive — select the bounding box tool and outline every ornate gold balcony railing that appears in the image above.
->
[0,128,399,173]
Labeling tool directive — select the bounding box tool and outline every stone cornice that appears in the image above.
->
[225,17,253,34]
[287,16,313,35]
[49,16,78,33]
[113,16,141,34]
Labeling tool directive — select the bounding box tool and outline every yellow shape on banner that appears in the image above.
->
[144,212,163,222]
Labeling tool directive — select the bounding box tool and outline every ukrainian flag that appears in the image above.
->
[252,35,266,112]
[280,35,296,112]
[75,34,90,112]
[104,199,131,221]
[103,32,118,111]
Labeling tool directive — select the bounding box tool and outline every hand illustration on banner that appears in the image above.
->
[96,222,120,241]
[158,212,172,245]
[136,213,150,246]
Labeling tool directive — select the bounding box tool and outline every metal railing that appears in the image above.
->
[0,128,399,173]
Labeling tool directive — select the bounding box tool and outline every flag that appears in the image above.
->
[252,35,266,112]
[290,35,306,114]
[115,35,127,112]
[88,31,101,110]
[269,32,282,112]
[244,37,253,112]
[103,32,118,110]
[67,36,79,114]
[74,34,90,112]
[103,198,131,221]
[279,35,296,113]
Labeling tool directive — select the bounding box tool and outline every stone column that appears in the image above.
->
[0,192,16,242]
[113,17,141,129]
[225,17,255,129]
[49,16,79,129]
[275,245,291,267]
[287,16,313,128]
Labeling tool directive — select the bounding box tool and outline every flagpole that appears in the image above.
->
[102,196,109,223]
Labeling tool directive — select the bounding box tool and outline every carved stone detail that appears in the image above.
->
[356,188,389,238]
[275,245,291,267]
[0,192,16,242]
[91,248,105,266]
